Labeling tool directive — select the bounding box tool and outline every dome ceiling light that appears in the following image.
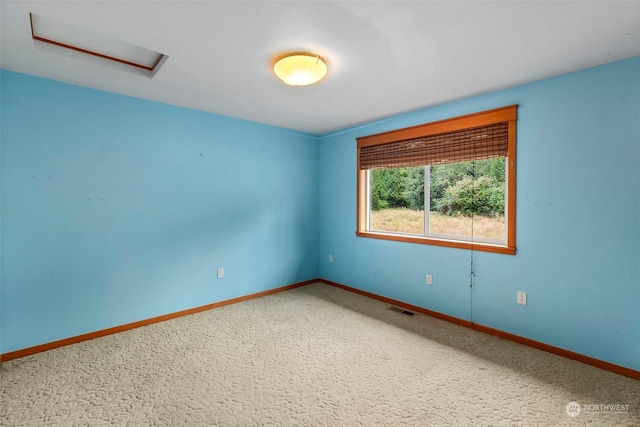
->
[273,53,328,86]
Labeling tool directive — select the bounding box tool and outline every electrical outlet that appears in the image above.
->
[329,254,333,263]
[426,274,433,285]
[517,291,527,305]
[217,268,224,279]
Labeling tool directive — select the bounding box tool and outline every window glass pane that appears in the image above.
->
[366,159,506,243]
[429,158,505,240]
[369,167,425,234]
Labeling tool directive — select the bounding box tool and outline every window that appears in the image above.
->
[356,105,517,255]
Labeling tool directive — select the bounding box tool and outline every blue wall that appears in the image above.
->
[319,56,640,371]
[2,57,639,372]
[0,71,319,354]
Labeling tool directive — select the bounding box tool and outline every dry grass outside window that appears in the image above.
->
[369,209,505,239]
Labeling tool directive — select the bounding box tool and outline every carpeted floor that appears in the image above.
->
[1,283,638,426]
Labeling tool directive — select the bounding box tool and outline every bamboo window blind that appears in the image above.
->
[359,122,508,170]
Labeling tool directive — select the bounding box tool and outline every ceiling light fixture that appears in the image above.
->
[273,53,328,86]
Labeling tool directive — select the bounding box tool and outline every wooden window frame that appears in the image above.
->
[356,105,518,255]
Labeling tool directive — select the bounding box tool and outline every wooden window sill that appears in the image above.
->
[356,231,516,255]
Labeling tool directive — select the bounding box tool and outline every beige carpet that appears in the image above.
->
[1,283,638,426]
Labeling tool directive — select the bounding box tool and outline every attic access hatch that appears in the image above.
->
[30,13,167,78]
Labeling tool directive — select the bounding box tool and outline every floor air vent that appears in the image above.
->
[388,306,415,316]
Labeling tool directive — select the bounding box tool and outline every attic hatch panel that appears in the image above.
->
[30,13,167,78]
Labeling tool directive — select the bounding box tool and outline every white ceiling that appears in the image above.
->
[2,1,639,135]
